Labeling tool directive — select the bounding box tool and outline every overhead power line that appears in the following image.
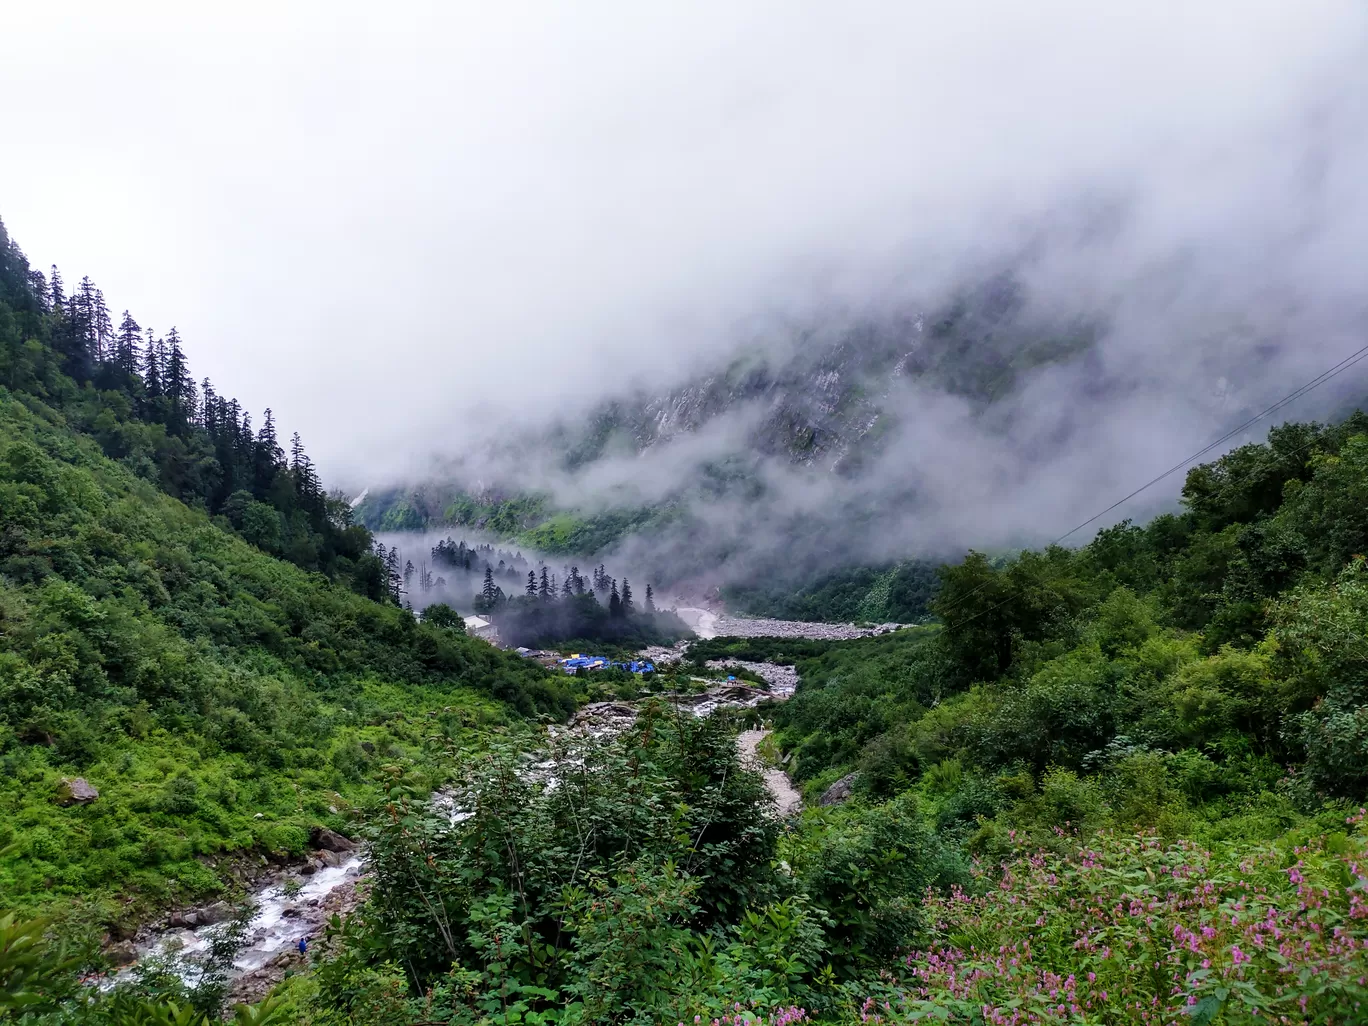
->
[1051,341,1368,545]
[935,340,1368,627]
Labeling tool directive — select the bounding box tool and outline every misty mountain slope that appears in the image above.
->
[545,278,1095,474]
[356,280,1098,562]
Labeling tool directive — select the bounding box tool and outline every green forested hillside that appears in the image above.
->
[0,219,573,924]
[4,204,1368,1025]
[721,560,941,623]
[0,382,572,922]
[775,415,1368,835]
[0,217,386,596]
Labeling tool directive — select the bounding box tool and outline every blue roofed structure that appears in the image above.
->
[557,655,656,674]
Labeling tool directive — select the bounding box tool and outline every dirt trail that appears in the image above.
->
[736,728,802,816]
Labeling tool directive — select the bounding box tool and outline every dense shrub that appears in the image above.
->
[889,823,1368,1025]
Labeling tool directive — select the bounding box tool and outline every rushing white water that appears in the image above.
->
[102,854,363,989]
[230,856,364,972]
[107,621,820,988]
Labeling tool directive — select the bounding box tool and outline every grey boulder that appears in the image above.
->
[54,777,99,805]
[819,772,859,806]
[309,826,356,852]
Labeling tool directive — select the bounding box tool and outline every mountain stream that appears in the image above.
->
[105,624,816,994]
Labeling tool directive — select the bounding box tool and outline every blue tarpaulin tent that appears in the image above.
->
[557,656,655,674]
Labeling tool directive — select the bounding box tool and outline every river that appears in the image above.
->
[676,606,902,641]
[108,620,822,993]
[99,853,364,993]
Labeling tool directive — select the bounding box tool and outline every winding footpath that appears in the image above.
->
[736,728,802,816]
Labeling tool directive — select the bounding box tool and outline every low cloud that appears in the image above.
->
[3,2,1367,578]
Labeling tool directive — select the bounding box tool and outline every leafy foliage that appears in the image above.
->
[0,242,574,921]
[890,824,1368,1024]
[299,715,961,1025]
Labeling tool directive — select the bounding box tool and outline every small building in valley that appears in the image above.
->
[463,615,499,644]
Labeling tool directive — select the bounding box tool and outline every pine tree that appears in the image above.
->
[526,570,537,595]
[255,408,284,495]
[27,269,48,312]
[482,565,496,604]
[289,432,321,506]
[48,265,64,308]
[164,328,196,432]
[645,583,656,614]
[93,289,112,360]
[539,566,551,600]
[561,575,574,598]
[405,560,416,591]
[142,328,163,412]
[609,580,622,618]
[114,312,141,376]
[621,578,634,615]
[54,291,94,381]
[75,277,101,361]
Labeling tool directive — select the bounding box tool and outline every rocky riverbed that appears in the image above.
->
[711,616,903,640]
[705,659,798,693]
[105,623,817,997]
[225,864,367,1005]
[674,606,903,641]
[100,844,365,992]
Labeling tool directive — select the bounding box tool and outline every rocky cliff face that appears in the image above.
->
[554,278,1089,475]
[356,277,1097,571]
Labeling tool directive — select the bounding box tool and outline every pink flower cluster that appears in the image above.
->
[888,829,1368,1025]
[679,1005,808,1026]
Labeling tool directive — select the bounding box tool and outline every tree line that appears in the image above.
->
[418,536,686,647]
[0,217,384,596]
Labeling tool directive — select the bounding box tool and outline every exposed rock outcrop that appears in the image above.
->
[819,772,859,806]
[54,777,99,805]
[309,827,356,852]
[167,901,233,929]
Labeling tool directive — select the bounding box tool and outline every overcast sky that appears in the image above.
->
[2,2,1366,497]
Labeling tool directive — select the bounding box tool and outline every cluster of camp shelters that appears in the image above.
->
[557,654,656,674]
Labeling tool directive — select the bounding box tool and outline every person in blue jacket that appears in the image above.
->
[297,936,308,955]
